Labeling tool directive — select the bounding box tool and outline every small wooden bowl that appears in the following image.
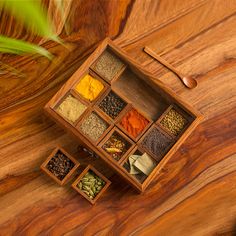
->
[72,165,111,205]
[40,146,80,186]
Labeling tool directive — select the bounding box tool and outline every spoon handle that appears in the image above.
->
[144,46,197,89]
[144,46,183,78]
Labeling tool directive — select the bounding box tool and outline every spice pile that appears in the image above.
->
[77,171,106,199]
[46,151,75,180]
[99,91,126,119]
[75,74,104,102]
[56,95,87,123]
[160,108,187,136]
[91,50,124,81]
[120,108,149,138]
[103,132,130,161]
[80,112,108,141]
[141,127,172,160]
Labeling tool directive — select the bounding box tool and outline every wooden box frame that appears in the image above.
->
[40,146,80,186]
[71,164,111,204]
[44,38,203,192]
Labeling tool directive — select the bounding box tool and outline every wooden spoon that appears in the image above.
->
[144,46,197,89]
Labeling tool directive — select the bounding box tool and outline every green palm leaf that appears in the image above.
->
[0,0,61,43]
[0,35,53,59]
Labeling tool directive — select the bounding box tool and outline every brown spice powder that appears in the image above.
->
[91,50,124,81]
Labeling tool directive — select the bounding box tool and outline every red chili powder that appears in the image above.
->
[120,109,149,138]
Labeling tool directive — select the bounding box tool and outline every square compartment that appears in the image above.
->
[90,48,126,83]
[72,165,111,205]
[73,71,107,104]
[54,92,88,125]
[96,89,128,121]
[122,146,157,184]
[116,106,153,142]
[157,105,191,137]
[139,125,173,162]
[99,127,135,163]
[77,110,112,145]
[40,146,80,185]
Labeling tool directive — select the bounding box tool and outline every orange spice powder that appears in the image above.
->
[120,109,149,138]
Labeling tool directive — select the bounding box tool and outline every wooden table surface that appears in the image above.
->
[0,1,236,235]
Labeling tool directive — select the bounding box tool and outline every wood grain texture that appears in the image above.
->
[0,0,236,235]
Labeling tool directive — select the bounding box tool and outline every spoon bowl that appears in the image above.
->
[182,76,198,89]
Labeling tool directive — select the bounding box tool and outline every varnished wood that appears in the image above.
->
[0,0,236,235]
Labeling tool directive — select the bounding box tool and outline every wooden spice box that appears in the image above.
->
[44,38,203,192]
[41,146,80,185]
[72,164,111,204]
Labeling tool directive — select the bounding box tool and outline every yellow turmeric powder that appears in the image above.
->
[75,74,104,101]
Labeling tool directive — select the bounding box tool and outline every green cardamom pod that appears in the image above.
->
[89,190,94,196]
[83,185,90,191]
[92,186,96,193]
[83,190,90,196]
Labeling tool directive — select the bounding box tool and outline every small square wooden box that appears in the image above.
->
[44,38,203,192]
[72,164,111,204]
[41,146,80,185]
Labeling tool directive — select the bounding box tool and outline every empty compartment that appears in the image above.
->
[112,68,169,121]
